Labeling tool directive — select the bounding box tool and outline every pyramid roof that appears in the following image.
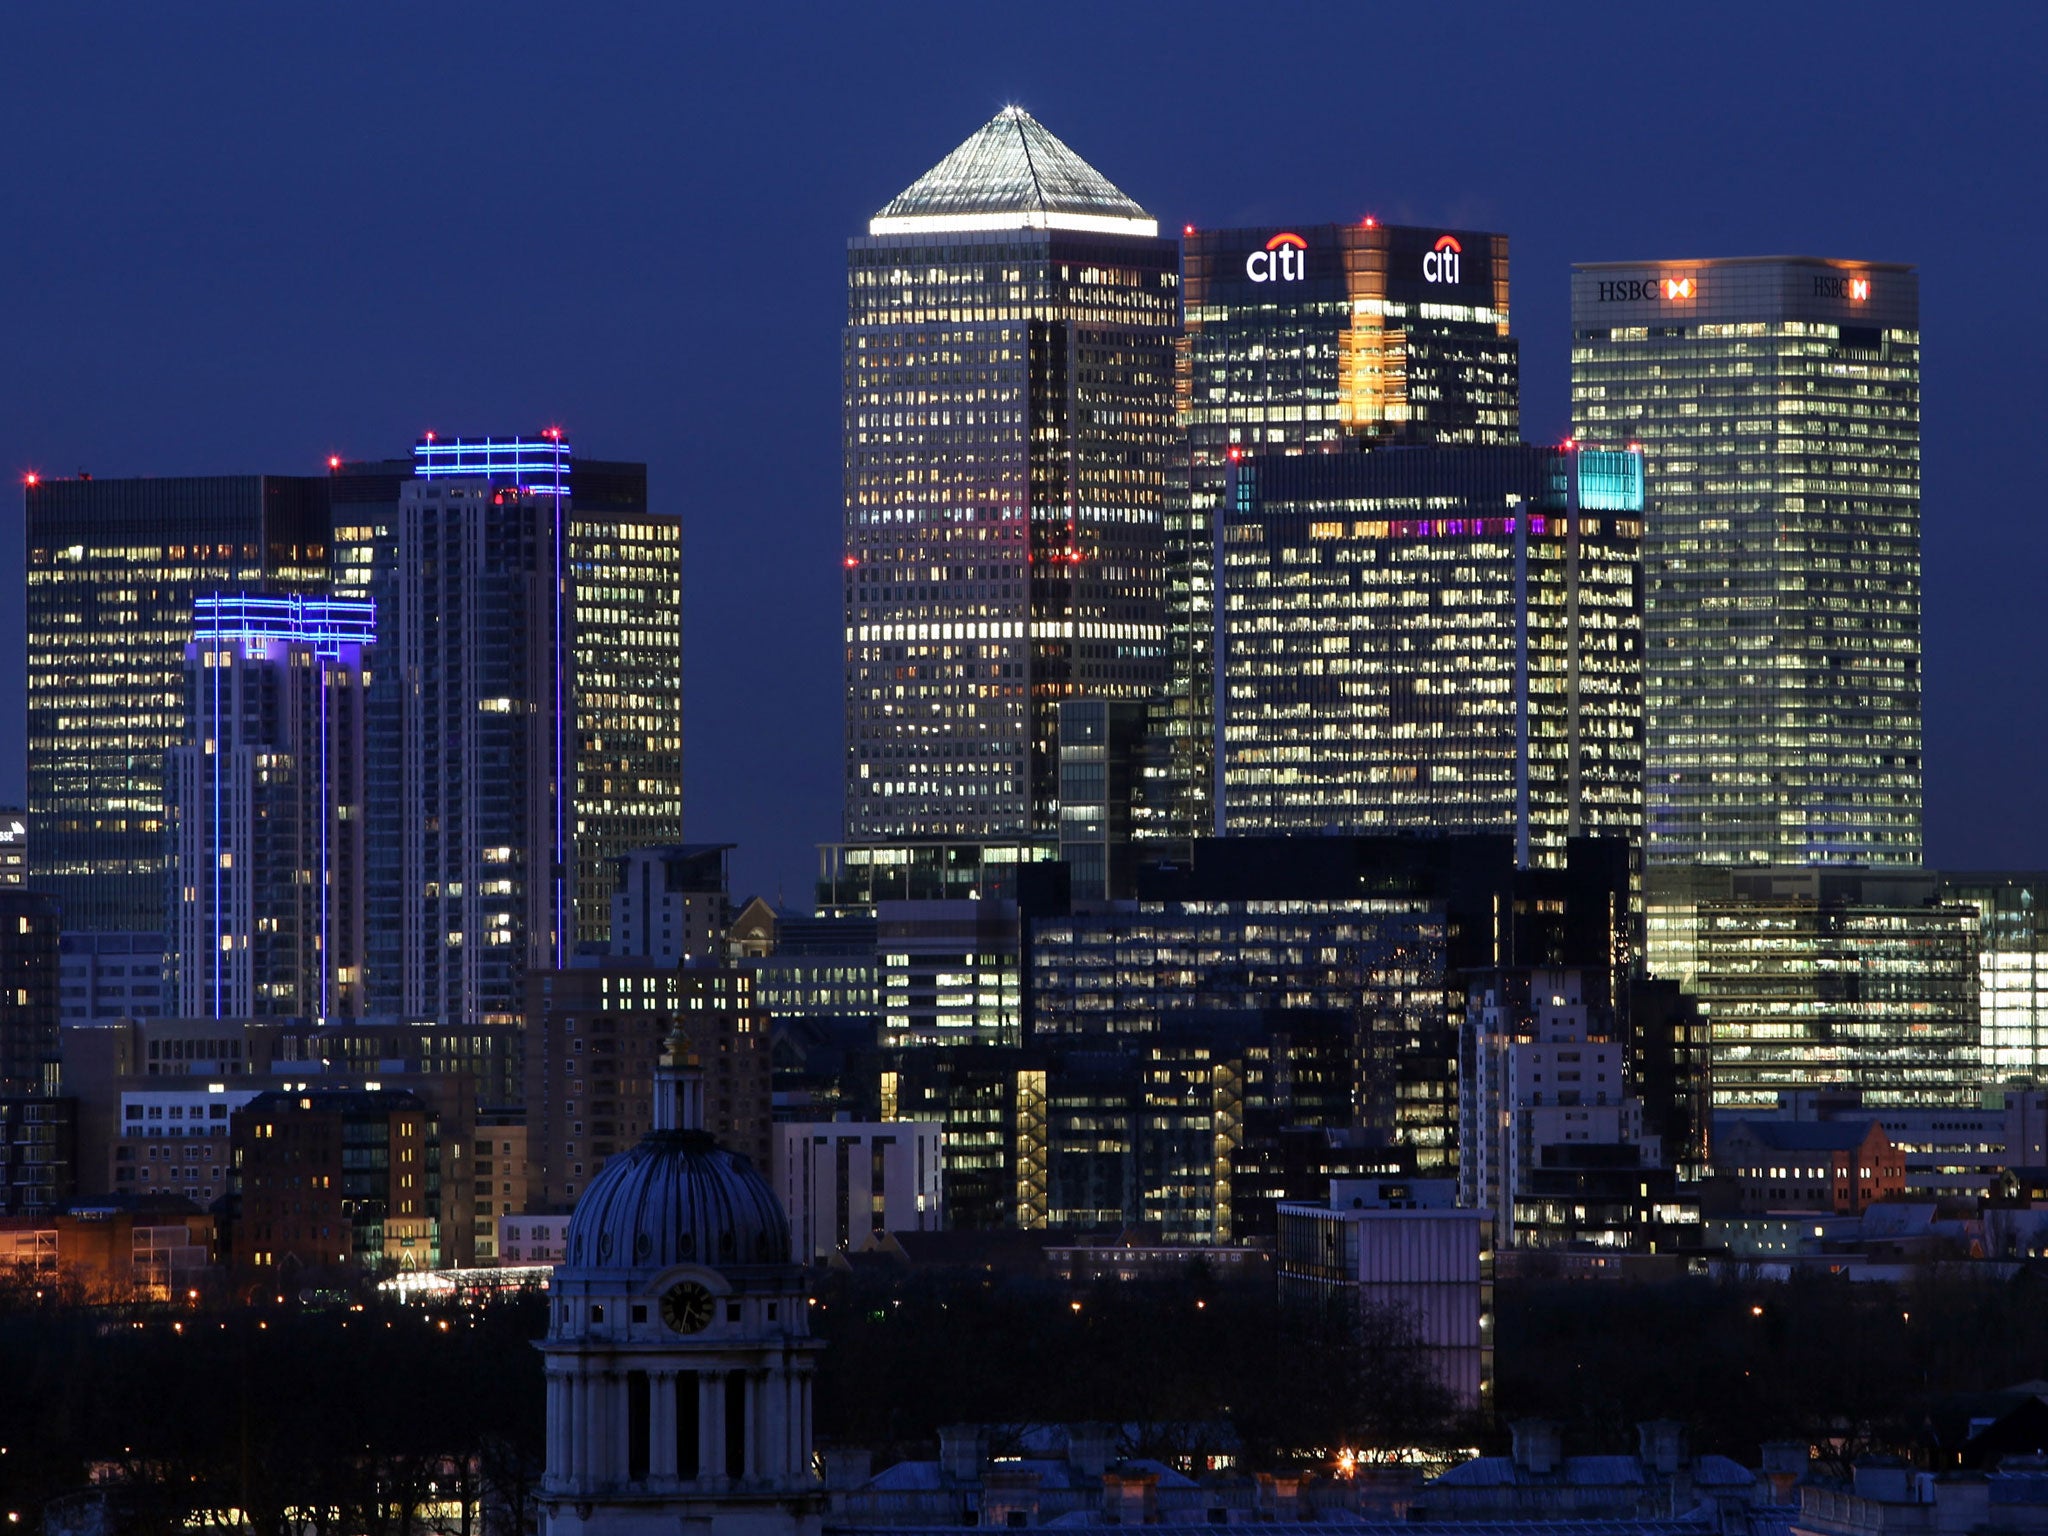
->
[870,107,1157,238]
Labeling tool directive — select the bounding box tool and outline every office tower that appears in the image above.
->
[1458,967,1679,1252]
[1942,873,2048,1079]
[1034,833,1635,1177]
[1166,221,1520,835]
[341,436,682,1023]
[0,891,61,1096]
[165,594,374,1020]
[609,844,733,966]
[1678,869,1978,1110]
[25,474,331,933]
[1055,698,1145,902]
[1570,257,1921,866]
[1216,445,1644,866]
[842,107,1178,842]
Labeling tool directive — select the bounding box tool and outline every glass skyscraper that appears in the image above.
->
[339,437,681,1024]
[1682,870,1978,1110]
[1570,257,1921,866]
[166,594,375,1020]
[842,107,1179,843]
[1216,444,1644,868]
[25,474,330,933]
[1166,221,1520,836]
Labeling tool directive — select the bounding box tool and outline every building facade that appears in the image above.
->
[346,437,683,1024]
[1942,873,2048,1080]
[1685,870,1979,1111]
[1459,968,1679,1250]
[771,1120,944,1262]
[1571,256,1921,867]
[57,933,165,1025]
[1711,1119,1904,1215]
[1168,220,1520,834]
[843,107,1178,842]
[1276,1178,1492,1414]
[524,964,772,1212]
[1216,445,1644,868]
[0,891,62,1096]
[1030,897,1449,1162]
[26,474,331,934]
[229,1087,454,1275]
[165,595,373,1020]
[610,846,734,967]
[1055,698,1146,903]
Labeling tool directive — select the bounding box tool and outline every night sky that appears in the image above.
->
[4,3,2043,904]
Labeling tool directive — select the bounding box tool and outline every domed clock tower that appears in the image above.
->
[538,1033,824,1536]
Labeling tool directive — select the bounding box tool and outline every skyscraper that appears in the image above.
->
[165,594,374,1020]
[1570,257,1921,866]
[344,436,682,1024]
[1216,444,1644,867]
[842,107,1179,843]
[26,474,330,932]
[1167,221,1521,835]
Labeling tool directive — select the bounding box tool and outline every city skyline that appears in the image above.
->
[1,4,2041,904]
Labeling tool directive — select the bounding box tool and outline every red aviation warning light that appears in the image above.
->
[23,472,37,487]
[327,455,341,471]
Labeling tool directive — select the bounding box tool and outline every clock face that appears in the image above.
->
[661,1281,716,1335]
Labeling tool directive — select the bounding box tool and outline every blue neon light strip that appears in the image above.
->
[414,435,574,494]
[193,594,376,654]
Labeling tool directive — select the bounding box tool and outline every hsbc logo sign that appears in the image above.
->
[1423,234,1463,284]
[1813,274,1872,301]
[1594,276,1697,302]
[1246,231,1306,282]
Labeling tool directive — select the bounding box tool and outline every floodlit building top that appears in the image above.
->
[869,106,1158,238]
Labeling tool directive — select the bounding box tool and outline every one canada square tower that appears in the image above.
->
[842,108,1178,842]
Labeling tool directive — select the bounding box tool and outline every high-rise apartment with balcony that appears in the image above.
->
[26,474,331,933]
[340,436,682,1024]
[1570,257,1921,866]
[1216,444,1644,867]
[1165,221,1520,835]
[165,594,374,1020]
[842,107,1179,843]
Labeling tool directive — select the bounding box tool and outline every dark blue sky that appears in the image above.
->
[4,2,2043,903]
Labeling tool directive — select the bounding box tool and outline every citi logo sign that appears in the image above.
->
[1246,232,1307,282]
[1813,274,1872,301]
[1423,234,1463,284]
